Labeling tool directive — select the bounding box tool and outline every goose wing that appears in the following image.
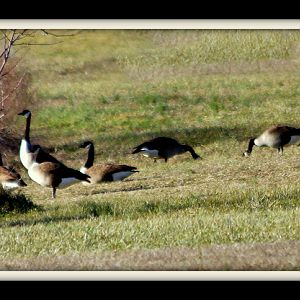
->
[87,164,137,182]
[32,145,68,168]
[0,166,21,181]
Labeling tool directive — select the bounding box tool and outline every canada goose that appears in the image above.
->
[0,153,27,190]
[18,109,67,169]
[79,141,139,183]
[243,125,300,156]
[28,147,90,198]
[132,136,201,162]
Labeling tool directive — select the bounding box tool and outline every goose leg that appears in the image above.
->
[52,187,56,198]
[278,146,284,155]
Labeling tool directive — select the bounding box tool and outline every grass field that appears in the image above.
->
[1,29,300,272]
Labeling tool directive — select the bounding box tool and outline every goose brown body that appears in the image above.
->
[80,141,138,184]
[244,125,300,156]
[28,148,90,198]
[0,154,27,190]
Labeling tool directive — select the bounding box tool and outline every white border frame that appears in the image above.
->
[0,270,299,281]
[0,19,300,29]
[0,19,299,281]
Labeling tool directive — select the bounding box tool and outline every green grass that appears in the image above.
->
[2,29,300,270]
[119,30,300,66]
[1,187,299,256]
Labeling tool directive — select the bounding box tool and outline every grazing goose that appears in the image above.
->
[243,125,300,156]
[80,141,139,184]
[18,109,67,169]
[132,136,201,162]
[0,153,27,190]
[28,147,90,198]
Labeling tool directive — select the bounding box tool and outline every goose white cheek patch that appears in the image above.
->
[80,167,88,174]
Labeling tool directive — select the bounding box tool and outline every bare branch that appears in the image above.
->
[11,30,27,44]
[14,40,64,46]
[16,30,36,39]
[0,28,77,124]
[0,33,14,79]
[0,49,6,59]
[41,29,79,37]
[0,29,28,80]
[1,30,11,42]
[0,74,25,107]
[9,30,16,43]
[0,57,23,78]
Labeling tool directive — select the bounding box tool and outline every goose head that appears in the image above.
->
[18,109,31,118]
[79,141,93,149]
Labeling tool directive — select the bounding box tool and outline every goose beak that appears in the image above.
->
[20,180,27,187]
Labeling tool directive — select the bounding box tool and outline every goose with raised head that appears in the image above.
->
[80,141,139,184]
[0,153,27,190]
[18,109,67,169]
[28,147,90,198]
[132,136,201,162]
[243,125,300,157]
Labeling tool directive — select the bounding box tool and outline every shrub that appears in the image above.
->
[0,188,38,215]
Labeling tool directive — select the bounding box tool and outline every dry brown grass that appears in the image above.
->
[1,240,299,271]
[125,58,300,82]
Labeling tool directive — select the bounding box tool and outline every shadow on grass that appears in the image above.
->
[51,124,262,154]
[0,214,88,228]
[84,185,160,196]
[2,186,299,229]
[0,189,40,215]
[0,194,196,228]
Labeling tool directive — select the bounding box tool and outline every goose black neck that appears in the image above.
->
[246,138,255,154]
[25,114,31,142]
[183,145,200,159]
[0,154,3,166]
[85,144,95,168]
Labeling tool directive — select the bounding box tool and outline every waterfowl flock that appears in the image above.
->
[2,109,300,199]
